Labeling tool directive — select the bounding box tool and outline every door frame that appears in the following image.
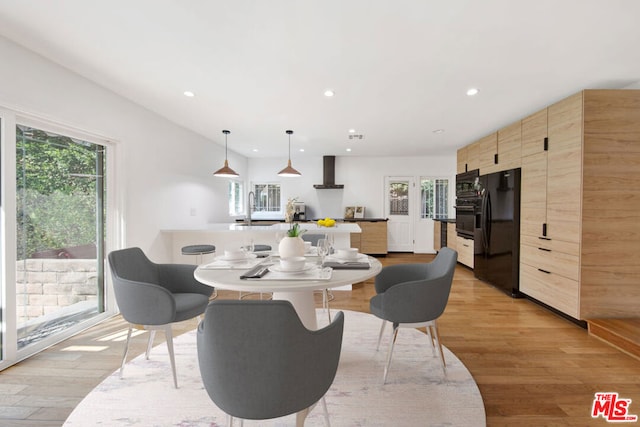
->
[0,107,122,371]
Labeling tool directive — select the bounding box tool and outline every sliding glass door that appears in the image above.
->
[15,124,106,349]
[0,108,117,370]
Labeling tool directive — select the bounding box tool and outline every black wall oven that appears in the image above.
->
[455,169,480,238]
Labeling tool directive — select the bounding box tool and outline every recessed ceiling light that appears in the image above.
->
[299,148,305,152]
[252,148,259,152]
[346,148,352,152]
[183,91,195,97]
[348,129,356,133]
[324,90,335,97]
[466,88,479,96]
[433,129,445,134]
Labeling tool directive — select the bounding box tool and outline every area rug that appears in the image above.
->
[64,310,485,426]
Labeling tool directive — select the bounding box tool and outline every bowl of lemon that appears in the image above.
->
[317,217,336,227]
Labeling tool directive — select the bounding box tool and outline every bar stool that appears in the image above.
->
[182,244,216,299]
[181,244,216,264]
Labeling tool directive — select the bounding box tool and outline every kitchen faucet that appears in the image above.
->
[247,191,255,225]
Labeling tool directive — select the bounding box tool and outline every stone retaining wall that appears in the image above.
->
[16,259,98,323]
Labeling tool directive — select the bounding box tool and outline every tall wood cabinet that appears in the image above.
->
[461,89,640,320]
[520,93,582,318]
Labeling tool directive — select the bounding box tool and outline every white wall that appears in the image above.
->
[249,154,457,253]
[1,35,457,259]
[0,36,245,261]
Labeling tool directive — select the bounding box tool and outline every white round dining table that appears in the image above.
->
[194,256,382,330]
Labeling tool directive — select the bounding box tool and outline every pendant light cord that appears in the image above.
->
[223,129,230,161]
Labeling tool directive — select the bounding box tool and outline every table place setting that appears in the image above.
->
[240,256,333,281]
[322,248,371,269]
[200,249,265,270]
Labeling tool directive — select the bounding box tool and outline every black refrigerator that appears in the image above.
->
[473,168,521,297]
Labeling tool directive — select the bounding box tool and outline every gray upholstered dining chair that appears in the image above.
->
[108,247,214,388]
[369,247,457,383]
[197,300,344,427]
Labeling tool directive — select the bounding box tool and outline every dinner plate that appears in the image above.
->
[269,263,315,273]
[332,253,366,262]
[218,253,258,262]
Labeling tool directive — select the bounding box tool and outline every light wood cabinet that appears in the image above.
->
[460,128,518,175]
[434,222,442,251]
[433,221,458,253]
[350,221,388,255]
[497,121,522,170]
[456,235,474,268]
[458,89,640,320]
[457,146,468,174]
[520,108,549,237]
[546,93,583,244]
[521,108,548,157]
[519,94,583,317]
[446,223,457,252]
[466,133,497,174]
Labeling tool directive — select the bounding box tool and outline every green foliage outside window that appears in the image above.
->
[16,125,104,259]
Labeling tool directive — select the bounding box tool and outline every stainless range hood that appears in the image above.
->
[313,156,344,189]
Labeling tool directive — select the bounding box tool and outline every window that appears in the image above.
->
[420,178,449,219]
[228,180,244,216]
[388,181,409,215]
[253,183,281,213]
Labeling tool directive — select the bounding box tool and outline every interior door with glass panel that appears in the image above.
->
[385,176,415,252]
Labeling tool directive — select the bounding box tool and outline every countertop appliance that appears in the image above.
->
[474,168,521,297]
[293,202,306,221]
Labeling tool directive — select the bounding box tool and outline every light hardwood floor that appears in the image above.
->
[1,253,639,426]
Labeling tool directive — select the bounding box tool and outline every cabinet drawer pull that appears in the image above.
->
[538,236,551,241]
[538,268,551,274]
[538,247,551,252]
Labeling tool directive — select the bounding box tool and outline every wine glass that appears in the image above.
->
[244,238,254,254]
[325,233,334,255]
[317,238,330,266]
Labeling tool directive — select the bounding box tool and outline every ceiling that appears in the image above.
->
[1,0,639,159]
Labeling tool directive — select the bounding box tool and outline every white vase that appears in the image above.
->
[278,236,305,258]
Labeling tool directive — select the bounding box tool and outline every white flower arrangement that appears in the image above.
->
[285,197,297,223]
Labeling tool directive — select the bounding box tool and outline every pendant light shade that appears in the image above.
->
[213,130,239,177]
[278,130,302,177]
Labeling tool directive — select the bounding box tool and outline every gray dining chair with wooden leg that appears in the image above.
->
[369,247,457,383]
[108,247,214,388]
[197,300,344,427]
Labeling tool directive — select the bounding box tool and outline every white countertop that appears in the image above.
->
[162,222,361,233]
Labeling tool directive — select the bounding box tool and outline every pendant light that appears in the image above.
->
[213,130,239,177]
[277,130,302,177]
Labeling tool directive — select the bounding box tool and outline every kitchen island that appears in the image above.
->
[163,222,361,263]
